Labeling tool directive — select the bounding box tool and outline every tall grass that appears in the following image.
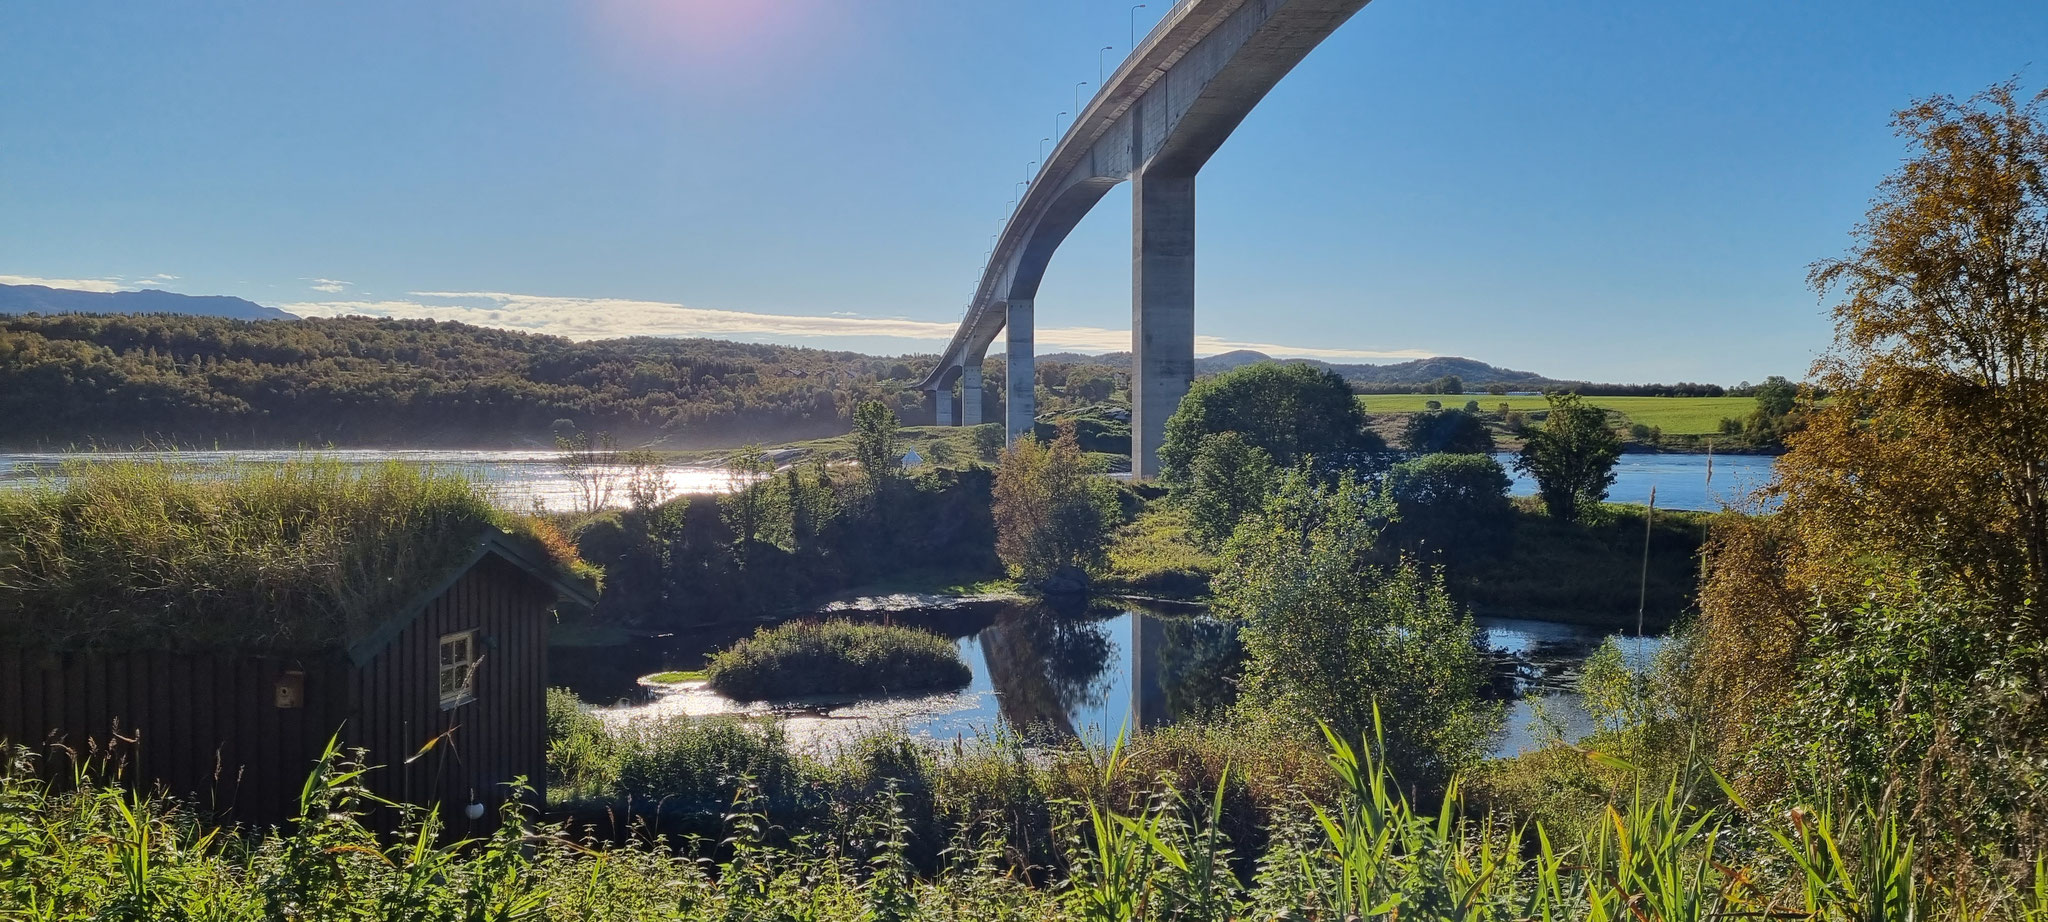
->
[0,458,593,651]
[5,728,2047,920]
[704,618,971,700]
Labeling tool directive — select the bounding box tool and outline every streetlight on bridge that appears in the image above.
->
[1074,81,1089,115]
[1099,46,1115,83]
[1130,4,1146,48]
[1055,110,1067,139]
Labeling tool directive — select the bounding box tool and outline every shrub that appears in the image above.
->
[610,716,809,816]
[704,619,971,700]
[1179,431,1277,548]
[1157,362,1379,485]
[1401,409,1496,455]
[545,687,618,801]
[1380,453,1512,562]
[1513,392,1621,522]
[992,422,1118,583]
[1215,467,1500,788]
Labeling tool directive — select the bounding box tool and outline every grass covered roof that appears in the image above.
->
[0,459,598,653]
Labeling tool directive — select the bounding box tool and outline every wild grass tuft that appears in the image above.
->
[703,618,971,701]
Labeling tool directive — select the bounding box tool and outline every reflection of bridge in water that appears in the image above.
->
[918,0,1374,477]
[975,601,1238,743]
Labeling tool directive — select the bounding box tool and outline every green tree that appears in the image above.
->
[1379,453,1512,563]
[720,445,776,560]
[991,422,1118,585]
[1215,467,1498,786]
[1157,362,1378,485]
[1399,409,1496,455]
[1179,431,1277,548]
[1512,393,1620,522]
[1751,375,1797,419]
[851,401,901,488]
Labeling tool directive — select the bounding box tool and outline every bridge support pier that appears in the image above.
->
[1005,298,1035,445]
[1131,170,1196,480]
[935,386,954,426]
[961,364,983,426]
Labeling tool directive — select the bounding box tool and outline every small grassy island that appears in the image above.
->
[704,619,971,701]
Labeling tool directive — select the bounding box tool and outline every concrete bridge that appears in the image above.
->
[918,0,1373,477]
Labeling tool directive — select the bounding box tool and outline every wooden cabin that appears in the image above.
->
[0,530,598,829]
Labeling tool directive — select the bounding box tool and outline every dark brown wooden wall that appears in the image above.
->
[0,553,555,832]
[0,648,350,828]
[347,554,553,830]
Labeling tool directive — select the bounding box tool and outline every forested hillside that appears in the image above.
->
[0,314,939,448]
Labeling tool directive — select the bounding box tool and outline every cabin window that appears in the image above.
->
[438,630,478,709]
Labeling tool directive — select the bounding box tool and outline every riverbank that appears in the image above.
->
[1098,493,1712,629]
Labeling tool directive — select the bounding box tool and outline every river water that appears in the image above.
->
[554,600,1665,760]
[0,448,1777,513]
[0,448,740,513]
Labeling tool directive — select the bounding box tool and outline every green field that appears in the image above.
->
[1358,394,1756,435]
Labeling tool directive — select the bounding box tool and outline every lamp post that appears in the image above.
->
[1130,4,1146,47]
[1055,110,1067,139]
[1074,81,1089,115]
[1039,137,1051,162]
[1098,45,1114,83]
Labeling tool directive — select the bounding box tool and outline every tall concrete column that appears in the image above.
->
[934,386,954,426]
[1131,170,1195,479]
[1005,298,1035,445]
[960,364,983,426]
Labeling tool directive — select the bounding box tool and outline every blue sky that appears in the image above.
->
[3,1,2041,383]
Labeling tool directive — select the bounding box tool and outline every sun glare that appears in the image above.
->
[587,0,843,90]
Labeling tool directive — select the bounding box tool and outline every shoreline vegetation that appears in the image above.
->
[701,619,973,701]
[0,312,1798,455]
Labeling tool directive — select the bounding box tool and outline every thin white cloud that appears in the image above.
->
[0,274,128,293]
[305,278,351,293]
[278,289,1432,362]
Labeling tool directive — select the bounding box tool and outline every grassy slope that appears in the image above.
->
[1359,394,1755,435]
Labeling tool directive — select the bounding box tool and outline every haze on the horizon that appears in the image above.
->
[3,0,2041,382]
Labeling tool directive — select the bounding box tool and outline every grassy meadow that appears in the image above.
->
[1358,394,1756,435]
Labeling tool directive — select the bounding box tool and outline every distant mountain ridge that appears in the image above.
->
[1036,349,1556,389]
[0,284,292,320]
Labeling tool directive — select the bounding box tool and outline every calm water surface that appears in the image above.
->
[0,448,740,512]
[0,448,1777,512]
[559,601,1664,760]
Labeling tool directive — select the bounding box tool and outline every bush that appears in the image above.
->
[610,716,808,815]
[993,422,1119,584]
[1400,409,1496,455]
[1380,453,1512,562]
[1513,392,1621,522]
[1215,467,1500,788]
[1157,362,1379,485]
[704,619,971,700]
[545,687,617,801]
[1179,432,1277,548]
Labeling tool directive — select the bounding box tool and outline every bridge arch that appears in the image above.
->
[918,0,1373,477]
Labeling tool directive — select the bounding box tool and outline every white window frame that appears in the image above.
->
[438,630,479,710]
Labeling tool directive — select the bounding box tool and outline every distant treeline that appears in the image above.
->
[0,314,942,448]
[1361,377,1734,398]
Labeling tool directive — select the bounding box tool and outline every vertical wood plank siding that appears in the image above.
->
[0,555,554,830]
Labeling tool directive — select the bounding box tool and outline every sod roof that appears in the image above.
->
[0,459,599,654]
